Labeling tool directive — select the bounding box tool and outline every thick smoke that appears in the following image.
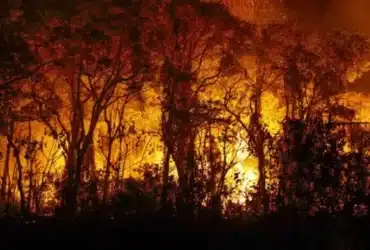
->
[217,0,370,92]
[218,0,370,37]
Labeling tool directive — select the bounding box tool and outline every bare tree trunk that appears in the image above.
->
[161,57,176,213]
[207,125,222,217]
[161,146,171,213]
[35,190,41,215]
[116,140,128,191]
[12,144,26,216]
[187,135,197,213]
[64,146,76,217]
[254,57,267,214]
[63,67,81,218]
[5,168,17,216]
[208,125,216,198]
[63,92,79,217]
[69,119,99,217]
[1,122,13,199]
[27,121,33,213]
[256,139,267,213]
[103,140,113,204]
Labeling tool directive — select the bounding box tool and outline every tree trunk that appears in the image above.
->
[64,149,77,217]
[161,146,171,213]
[35,191,41,215]
[27,121,33,213]
[1,122,13,199]
[256,140,268,214]
[254,59,267,214]
[63,66,81,218]
[103,140,113,204]
[12,145,26,216]
[70,124,98,217]
[209,125,216,198]
[5,168,17,216]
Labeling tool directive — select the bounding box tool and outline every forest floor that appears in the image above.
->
[1,213,369,249]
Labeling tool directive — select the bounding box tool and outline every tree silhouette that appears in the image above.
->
[0,2,369,234]
[25,1,152,217]
[154,0,244,216]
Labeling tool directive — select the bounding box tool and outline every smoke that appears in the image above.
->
[281,0,370,37]
[280,0,334,21]
[215,0,370,92]
[216,0,370,37]
[216,0,286,23]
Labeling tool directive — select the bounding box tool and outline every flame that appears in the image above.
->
[234,160,259,204]
[7,70,370,213]
[3,0,370,216]
[223,134,257,204]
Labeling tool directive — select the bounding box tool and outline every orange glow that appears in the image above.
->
[2,0,369,217]
[7,55,369,213]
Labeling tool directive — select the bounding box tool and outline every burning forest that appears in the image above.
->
[2,0,370,248]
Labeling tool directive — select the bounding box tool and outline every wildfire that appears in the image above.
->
[8,58,370,214]
[1,0,369,217]
[234,160,259,204]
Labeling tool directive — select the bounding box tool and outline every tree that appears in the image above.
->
[0,4,45,205]
[279,25,368,120]
[217,22,286,214]
[98,97,138,204]
[276,25,368,208]
[154,0,245,215]
[27,0,152,217]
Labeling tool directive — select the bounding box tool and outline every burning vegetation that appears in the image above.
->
[1,0,370,222]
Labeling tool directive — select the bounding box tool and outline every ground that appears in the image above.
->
[1,213,370,249]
